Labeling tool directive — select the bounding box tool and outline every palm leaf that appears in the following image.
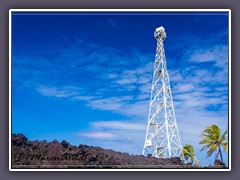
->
[221,141,228,152]
[207,143,217,157]
[181,144,199,164]
[220,129,228,141]
[200,143,213,151]
[199,139,214,145]
[193,156,200,164]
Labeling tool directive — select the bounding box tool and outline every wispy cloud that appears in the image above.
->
[116,76,138,85]
[91,121,146,131]
[87,97,126,111]
[72,96,95,101]
[86,96,149,118]
[23,44,155,119]
[36,86,80,98]
[77,132,115,139]
[188,45,228,68]
[174,83,195,93]
[77,120,146,153]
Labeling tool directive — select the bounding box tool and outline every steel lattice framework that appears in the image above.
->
[142,26,183,159]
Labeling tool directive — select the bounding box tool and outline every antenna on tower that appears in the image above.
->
[142,26,184,160]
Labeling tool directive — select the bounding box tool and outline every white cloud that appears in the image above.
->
[175,83,195,93]
[188,45,228,68]
[169,70,183,82]
[139,83,152,94]
[86,96,149,118]
[125,85,137,91]
[116,76,137,85]
[77,132,115,139]
[77,120,147,154]
[122,100,149,118]
[136,93,150,100]
[87,97,125,111]
[36,85,100,103]
[174,90,226,109]
[107,73,118,79]
[114,62,153,87]
[36,86,79,98]
[138,76,150,84]
[91,121,146,131]
[189,51,216,63]
[72,96,95,101]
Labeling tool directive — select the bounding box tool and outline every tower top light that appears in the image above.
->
[154,26,166,40]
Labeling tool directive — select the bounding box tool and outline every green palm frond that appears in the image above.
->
[212,125,221,138]
[207,143,217,157]
[200,143,213,151]
[193,156,200,164]
[221,129,228,141]
[199,139,214,145]
[221,141,228,152]
[199,124,228,163]
[181,144,199,164]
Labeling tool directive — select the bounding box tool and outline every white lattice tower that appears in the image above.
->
[142,26,183,159]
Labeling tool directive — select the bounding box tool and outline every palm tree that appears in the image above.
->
[181,144,200,164]
[199,124,228,162]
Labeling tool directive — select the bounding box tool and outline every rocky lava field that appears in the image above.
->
[11,133,227,169]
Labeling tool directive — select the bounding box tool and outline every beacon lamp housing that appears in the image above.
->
[154,26,167,40]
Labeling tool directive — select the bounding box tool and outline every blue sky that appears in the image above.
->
[11,11,229,166]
